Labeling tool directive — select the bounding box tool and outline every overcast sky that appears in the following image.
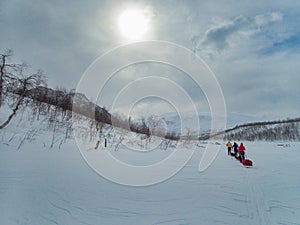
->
[1,0,300,122]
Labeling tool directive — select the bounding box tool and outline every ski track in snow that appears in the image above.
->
[43,187,96,225]
[154,218,187,225]
[246,171,272,225]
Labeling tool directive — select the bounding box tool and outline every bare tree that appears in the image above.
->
[114,128,127,151]
[183,127,194,147]
[0,50,13,108]
[0,51,45,129]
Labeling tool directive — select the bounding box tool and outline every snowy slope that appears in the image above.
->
[1,125,300,225]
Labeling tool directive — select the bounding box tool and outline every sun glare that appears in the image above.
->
[118,9,151,40]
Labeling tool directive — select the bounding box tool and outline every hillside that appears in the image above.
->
[221,118,300,141]
[161,112,300,141]
[4,83,300,142]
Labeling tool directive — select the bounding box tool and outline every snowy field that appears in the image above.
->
[1,133,300,224]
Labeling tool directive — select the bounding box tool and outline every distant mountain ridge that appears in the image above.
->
[161,111,260,134]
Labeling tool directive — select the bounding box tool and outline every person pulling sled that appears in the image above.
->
[226,140,232,155]
[238,143,246,163]
[233,142,238,157]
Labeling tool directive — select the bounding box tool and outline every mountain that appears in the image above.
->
[161,111,260,135]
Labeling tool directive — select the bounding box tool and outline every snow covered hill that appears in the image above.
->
[222,118,300,141]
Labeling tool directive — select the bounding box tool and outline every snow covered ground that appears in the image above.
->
[1,125,300,225]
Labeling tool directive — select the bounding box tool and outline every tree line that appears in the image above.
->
[221,119,300,141]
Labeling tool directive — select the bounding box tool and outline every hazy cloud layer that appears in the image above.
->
[0,0,299,121]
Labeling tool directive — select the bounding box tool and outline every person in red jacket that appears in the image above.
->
[238,143,246,163]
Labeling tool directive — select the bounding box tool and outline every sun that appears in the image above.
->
[118,9,151,40]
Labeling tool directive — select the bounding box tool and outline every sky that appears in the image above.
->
[1,0,300,123]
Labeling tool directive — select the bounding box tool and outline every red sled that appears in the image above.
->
[242,159,253,167]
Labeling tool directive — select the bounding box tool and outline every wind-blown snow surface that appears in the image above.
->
[1,135,300,224]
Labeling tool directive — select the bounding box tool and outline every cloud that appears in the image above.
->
[1,0,300,120]
[196,12,284,55]
[255,12,283,26]
[201,16,248,51]
[0,0,118,88]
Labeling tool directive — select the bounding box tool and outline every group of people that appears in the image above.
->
[226,140,246,163]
